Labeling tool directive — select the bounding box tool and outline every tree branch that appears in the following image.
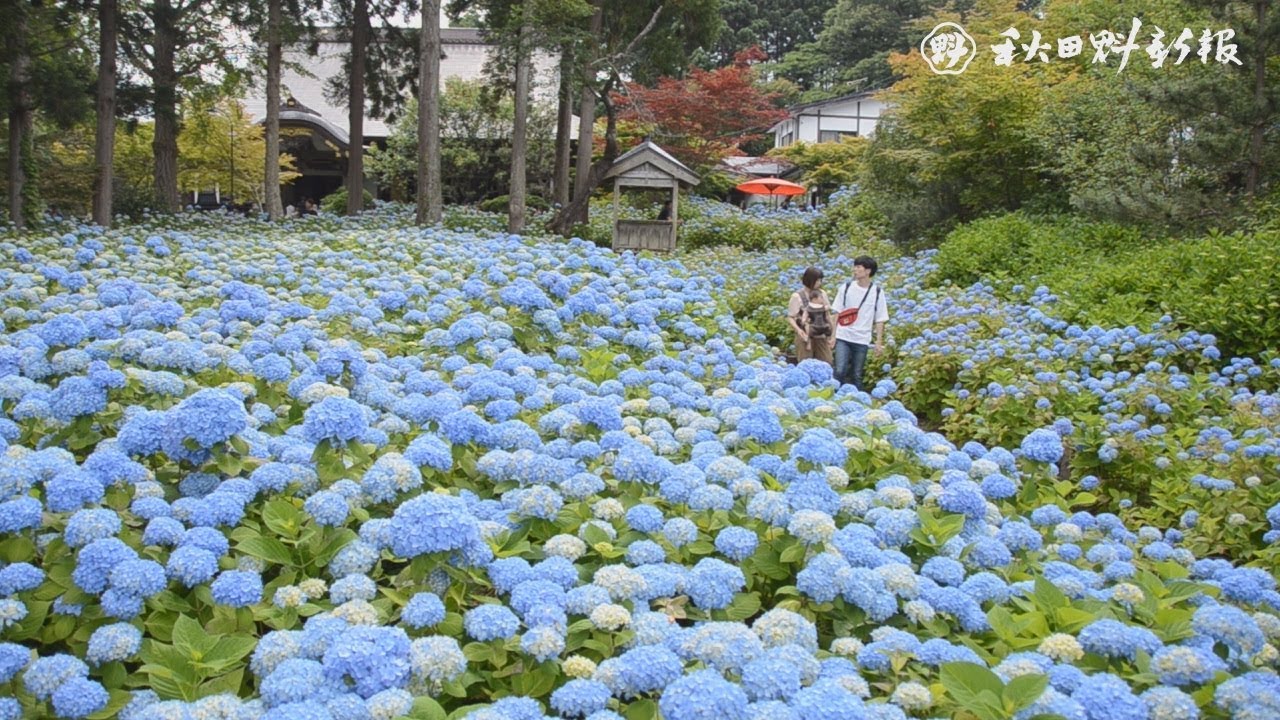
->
[613,5,663,62]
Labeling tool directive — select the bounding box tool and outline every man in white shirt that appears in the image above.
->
[829,256,889,390]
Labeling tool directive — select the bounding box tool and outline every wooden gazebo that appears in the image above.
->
[604,140,700,253]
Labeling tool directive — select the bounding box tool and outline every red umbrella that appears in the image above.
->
[734,177,807,196]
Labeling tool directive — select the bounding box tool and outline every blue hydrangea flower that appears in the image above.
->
[51,676,110,719]
[686,558,745,610]
[86,623,143,665]
[211,571,263,607]
[387,493,482,559]
[305,491,350,527]
[170,388,250,449]
[662,518,698,548]
[1078,619,1162,661]
[736,406,784,444]
[0,562,43,596]
[789,428,846,468]
[1071,673,1145,720]
[0,643,30,683]
[321,626,412,699]
[401,592,446,630]
[625,504,665,533]
[550,679,611,717]
[166,545,220,587]
[1020,428,1064,464]
[714,526,758,562]
[303,396,369,446]
[658,669,749,720]
[741,655,802,702]
[23,654,89,700]
[464,604,520,641]
[1151,645,1227,686]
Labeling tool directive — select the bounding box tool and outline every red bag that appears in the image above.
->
[836,283,878,327]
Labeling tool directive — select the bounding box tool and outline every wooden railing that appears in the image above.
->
[613,219,676,253]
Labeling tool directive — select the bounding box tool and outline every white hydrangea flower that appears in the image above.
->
[589,604,631,631]
[592,499,624,521]
[891,682,932,711]
[1037,633,1084,662]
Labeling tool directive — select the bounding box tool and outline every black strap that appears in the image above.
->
[842,282,875,313]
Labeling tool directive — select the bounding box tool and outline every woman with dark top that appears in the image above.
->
[786,267,834,365]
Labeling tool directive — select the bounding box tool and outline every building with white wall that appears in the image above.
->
[238,27,561,207]
[770,90,889,148]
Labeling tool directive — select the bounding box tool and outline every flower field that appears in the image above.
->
[689,245,1280,565]
[0,206,1278,720]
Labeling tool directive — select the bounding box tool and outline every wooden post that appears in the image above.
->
[612,178,621,233]
[669,182,678,248]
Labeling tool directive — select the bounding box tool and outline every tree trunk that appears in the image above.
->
[93,0,118,227]
[6,7,32,228]
[346,0,369,216]
[151,0,180,213]
[550,79,620,236]
[1245,0,1268,198]
[571,4,603,204]
[416,0,442,225]
[264,0,284,219]
[552,45,573,209]
[508,22,531,234]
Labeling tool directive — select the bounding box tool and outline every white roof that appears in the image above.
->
[241,28,563,141]
[718,156,795,177]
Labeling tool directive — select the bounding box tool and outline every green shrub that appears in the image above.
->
[478,194,550,213]
[930,212,1146,287]
[1115,229,1280,359]
[691,170,739,200]
[931,211,1280,360]
[441,206,507,232]
[320,188,375,214]
[112,180,158,220]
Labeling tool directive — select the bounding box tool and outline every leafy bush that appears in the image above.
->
[689,170,738,200]
[930,212,1147,288]
[320,187,375,214]
[930,212,1280,359]
[111,179,159,220]
[477,194,550,214]
[1067,229,1280,360]
[441,205,507,232]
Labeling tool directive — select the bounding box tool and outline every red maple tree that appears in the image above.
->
[614,47,790,170]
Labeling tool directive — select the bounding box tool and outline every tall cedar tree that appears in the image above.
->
[120,0,240,213]
[1,1,94,227]
[322,0,416,215]
[264,0,285,219]
[616,46,789,170]
[417,0,443,225]
[705,0,837,66]
[94,0,118,226]
[548,0,721,235]
[780,0,954,97]
[227,0,319,219]
[448,0,595,232]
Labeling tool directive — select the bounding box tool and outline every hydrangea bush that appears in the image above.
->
[687,246,1280,564]
[0,205,1276,720]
